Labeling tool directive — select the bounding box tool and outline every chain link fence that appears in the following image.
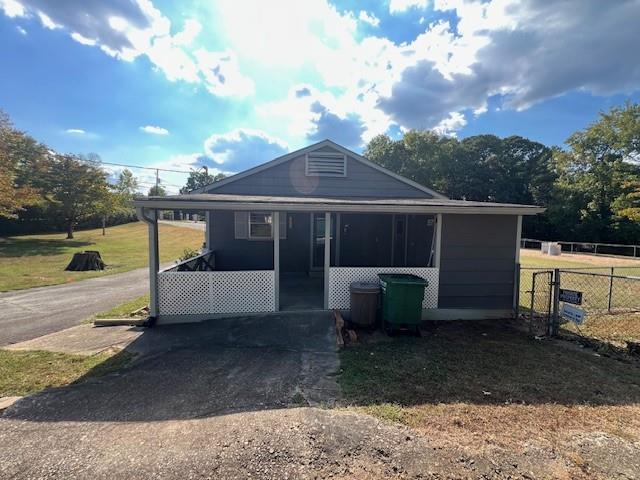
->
[518,266,640,350]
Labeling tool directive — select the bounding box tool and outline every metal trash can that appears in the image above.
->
[349,281,380,328]
[378,274,427,334]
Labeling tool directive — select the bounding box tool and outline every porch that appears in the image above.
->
[135,193,535,324]
[138,209,441,324]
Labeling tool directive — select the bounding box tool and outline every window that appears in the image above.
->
[234,211,287,240]
[305,152,347,177]
[249,212,272,239]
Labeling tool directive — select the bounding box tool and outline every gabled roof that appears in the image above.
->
[193,139,448,199]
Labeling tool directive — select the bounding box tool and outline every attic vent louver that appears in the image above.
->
[305,152,347,177]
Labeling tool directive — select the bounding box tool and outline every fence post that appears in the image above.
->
[513,263,521,320]
[551,268,560,337]
[607,266,614,313]
[529,273,536,335]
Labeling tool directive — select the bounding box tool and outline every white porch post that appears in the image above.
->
[137,207,160,318]
[434,213,443,269]
[273,211,280,311]
[323,212,331,309]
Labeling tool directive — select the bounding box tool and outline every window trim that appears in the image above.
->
[304,152,347,177]
[248,212,273,240]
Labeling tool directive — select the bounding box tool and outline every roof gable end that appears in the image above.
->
[194,139,447,199]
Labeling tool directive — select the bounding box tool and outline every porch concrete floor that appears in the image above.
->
[279,273,323,311]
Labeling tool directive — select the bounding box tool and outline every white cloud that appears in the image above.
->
[140,125,169,135]
[389,0,429,14]
[1,1,252,98]
[194,49,255,97]
[378,0,640,130]
[71,32,96,46]
[0,0,25,17]
[16,25,26,34]
[66,128,86,134]
[359,10,380,27]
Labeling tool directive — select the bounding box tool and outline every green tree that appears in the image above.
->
[114,169,139,199]
[0,110,49,218]
[559,102,640,242]
[44,154,110,239]
[148,185,167,196]
[180,168,225,194]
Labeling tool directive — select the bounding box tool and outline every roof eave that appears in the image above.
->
[134,197,544,216]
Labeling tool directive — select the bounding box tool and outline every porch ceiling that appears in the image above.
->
[133,193,544,216]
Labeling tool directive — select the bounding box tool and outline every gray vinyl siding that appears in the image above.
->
[209,211,274,270]
[438,214,517,309]
[207,149,432,199]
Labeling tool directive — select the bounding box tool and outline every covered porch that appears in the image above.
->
[135,194,537,324]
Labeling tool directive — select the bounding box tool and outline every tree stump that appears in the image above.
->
[65,251,106,271]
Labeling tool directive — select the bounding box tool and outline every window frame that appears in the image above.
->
[248,212,273,240]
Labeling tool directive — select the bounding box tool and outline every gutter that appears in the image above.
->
[135,207,158,327]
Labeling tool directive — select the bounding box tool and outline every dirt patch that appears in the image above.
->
[339,320,640,479]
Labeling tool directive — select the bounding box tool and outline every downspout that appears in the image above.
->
[136,207,159,327]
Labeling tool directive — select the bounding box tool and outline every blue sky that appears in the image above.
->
[1,0,639,193]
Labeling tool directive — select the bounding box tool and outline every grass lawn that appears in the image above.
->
[338,321,640,476]
[92,294,149,321]
[0,349,132,397]
[0,221,204,292]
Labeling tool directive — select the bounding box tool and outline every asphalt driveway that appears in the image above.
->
[0,312,456,479]
[0,267,150,346]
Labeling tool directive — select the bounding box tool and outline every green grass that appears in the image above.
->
[0,349,132,397]
[94,294,150,319]
[0,221,204,292]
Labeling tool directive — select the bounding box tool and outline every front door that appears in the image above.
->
[393,214,407,266]
[310,213,335,270]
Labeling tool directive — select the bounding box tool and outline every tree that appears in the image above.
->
[0,110,49,218]
[44,154,110,239]
[180,168,225,194]
[114,169,139,199]
[559,102,640,242]
[148,185,167,196]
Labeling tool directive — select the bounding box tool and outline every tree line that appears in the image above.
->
[365,103,640,244]
[0,110,219,237]
[2,103,638,242]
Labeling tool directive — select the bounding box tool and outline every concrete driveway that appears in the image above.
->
[0,267,150,346]
[0,312,445,479]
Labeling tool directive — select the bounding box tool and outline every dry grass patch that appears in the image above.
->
[339,321,640,472]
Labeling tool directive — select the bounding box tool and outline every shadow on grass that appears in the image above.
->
[4,318,640,425]
[339,320,640,408]
[0,238,93,257]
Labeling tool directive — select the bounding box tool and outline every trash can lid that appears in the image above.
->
[377,273,426,285]
[349,281,381,293]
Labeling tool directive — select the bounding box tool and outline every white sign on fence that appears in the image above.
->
[561,303,587,325]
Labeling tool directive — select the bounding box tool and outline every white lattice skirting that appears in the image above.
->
[158,270,276,316]
[328,267,439,310]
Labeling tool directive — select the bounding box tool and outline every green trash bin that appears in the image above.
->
[378,273,427,334]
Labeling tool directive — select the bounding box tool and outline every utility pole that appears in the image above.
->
[155,168,159,193]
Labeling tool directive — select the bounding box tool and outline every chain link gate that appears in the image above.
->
[526,270,554,336]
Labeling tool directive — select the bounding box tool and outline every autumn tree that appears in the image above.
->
[0,110,49,218]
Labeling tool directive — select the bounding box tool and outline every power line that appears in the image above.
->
[86,159,194,174]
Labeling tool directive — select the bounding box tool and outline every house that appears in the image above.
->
[134,139,543,324]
